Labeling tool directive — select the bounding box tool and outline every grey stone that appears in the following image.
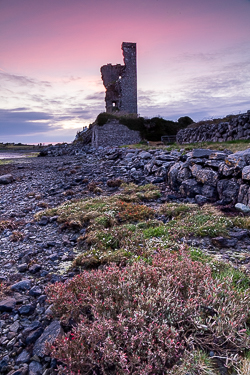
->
[177,166,191,183]
[33,320,63,358]
[191,149,214,158]
[242,166,250,180]
[195,168,218,187]
[18,304,35,315]
[212,237,238,248]
[125,153,135,159]
[238,184,250,205]
[29,361,43,375]
[235,203,250,214]
[201,184,217,199]
[225,153,246,170]
[209,152,227,160]
[205,159,222,168]
[217,179,239,203]
[29,264,41,274]
[0,357,9,372]
[229,230,249,240]
[190,164,202,178]
[179,179,202,198]
[29,286,42,297]
[22,321,42,336]
[195,195,207,204]
[17,263,28,272]
[218,163,235,177]
[168,162,183,190]
[26,327,44,345]
[9,321,20,333]
[16,350,30,365]
[0,297,16,312]
[37,216,48,226]
[139,151,152,159]
[0,174,14,184]
[11,280,31,292]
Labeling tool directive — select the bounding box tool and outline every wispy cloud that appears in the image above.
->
[84,92,104,101]
[0,71,51,88]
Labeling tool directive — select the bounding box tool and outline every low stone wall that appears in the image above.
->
[177,110,250,144]
[91,120,141,147]
[39,141,250,208]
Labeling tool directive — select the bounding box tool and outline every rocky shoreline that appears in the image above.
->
[1,146,250,374]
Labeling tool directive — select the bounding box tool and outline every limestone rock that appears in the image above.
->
[33,320,63,358]
[16,350,30,365]
[0,174,14,184]
[195,168,218,187]
[29,361,43,375]
[11,280,31,292]
[0,297,16,312]
[179,179,202,198]
[191,149,214,158]
[217,179,239,203]
[242,166,250,180]
[235,203,250,214]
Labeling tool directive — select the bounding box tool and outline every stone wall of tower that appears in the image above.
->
[100,42,137,115]
[120,42,137,114]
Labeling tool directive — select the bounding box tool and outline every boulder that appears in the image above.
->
[195,168,218,187]
[201,184,217,199]
[191,149,214,158]
[212,237,238,248]
[225,152,247,170]
[168,162,183,190]
[16,350,30,365]
[139,151,151,159]
[11,280,31,292]
[33,320,63,358]
[0,174,14,184]
[217,179,239,203]
[209,152,227,160]
[242,166,250,180]
[238,184,250,205]
[235,203,250,214]
[179,179,202,198]
[0,297,16,312]
[29,361,43,375]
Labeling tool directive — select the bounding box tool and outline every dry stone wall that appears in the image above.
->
[91,120,141,148]
[177,110,250,144]
[40,142,250,209]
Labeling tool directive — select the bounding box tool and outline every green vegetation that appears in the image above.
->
[38,183,250,374]
[95,112,191,141]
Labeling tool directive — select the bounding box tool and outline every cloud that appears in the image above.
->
[84,92,104,101]
[0,72,51,88]
[0,108,56,136]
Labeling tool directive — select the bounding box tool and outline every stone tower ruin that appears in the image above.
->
[100,42,137,115]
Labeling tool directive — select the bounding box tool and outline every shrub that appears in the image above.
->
[116,201,154,223]
[46,247,250,374]
[107,178,123,187]
[95,113,189,141]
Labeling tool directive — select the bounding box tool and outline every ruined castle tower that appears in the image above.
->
[100,42,137,115]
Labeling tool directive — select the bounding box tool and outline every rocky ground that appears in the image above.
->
[1,146,250,375]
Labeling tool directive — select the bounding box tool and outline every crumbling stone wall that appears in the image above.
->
[91,120,141,148]
[177,111,250,144]
[101,42,137,114]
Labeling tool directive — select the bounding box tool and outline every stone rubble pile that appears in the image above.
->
[40,144,250,206]
[177,110,250,144]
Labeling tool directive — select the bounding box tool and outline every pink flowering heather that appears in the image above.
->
[46,246,250,374]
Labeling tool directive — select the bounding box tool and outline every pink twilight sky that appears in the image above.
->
[0,0,250,143]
